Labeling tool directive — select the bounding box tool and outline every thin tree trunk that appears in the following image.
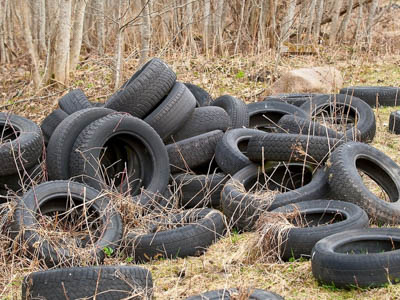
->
[139,0,151,65]
[258,0,266,52]
[21,0,41,88]
[94,0,105,55]
[83,0,93,50]
[313,0,324,42]
[185,0,197,55]
[54,0,71,84]
[114,0,124,90]
[280,0,296,44]
[305,0,317,43]
[234,0,246,54]
[353,0,364,44]
[70,0,87,71]
[0,0,7,63]
[338,0,353,39]
[215,0,224,54]
[329,0,343,45]
[203,0,210,54]
[31,0,40,50]
[38,0,46,56]
[268,0,277,48]
[365,0,378,46]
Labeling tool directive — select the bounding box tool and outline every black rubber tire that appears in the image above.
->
[46,107,114,180]
[340,86,400,107]
[312,228,400,288]
[124,208,226,262]
[144,82,196,140]
[12,180,123,267]
[89,100,104,107]
[70,113,170,206]
[389,111,400,134]
[272,200,369,260]
[22,265,153,300]
[40,109,68,145]
[169,106,231,143]
[104,58,176,118]
[215,128,264,175]
[221,164,329,230]
[0,163,43,191]
[58,89,92,114]
[327,142,400,224]
[173,173,228,208]
[212,95,249,128]
[184,82,213,107]
[300,94,376,143]
[0,113,43,176]
[185,288,284,300]
[167,130,224,174]
[247,100,308,132]
[247,132,342,164]
[277,115,346,139]
[265,93,323,107]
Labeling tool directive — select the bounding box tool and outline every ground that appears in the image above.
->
[1,47,400,299]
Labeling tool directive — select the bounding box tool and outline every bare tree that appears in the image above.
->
[70,0,87,71]
[114,0,125,89]
[203,0,210,54]
[280,0,296,44]
[94,0,105,55]
[365,0,379,46]
[329,0,343,45]
[140,0,151,65]
[215,0,224,54]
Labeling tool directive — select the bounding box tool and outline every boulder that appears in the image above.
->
[271,66,343,94]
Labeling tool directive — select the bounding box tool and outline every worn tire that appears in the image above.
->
[70,113,170,205]
[300,94,376,143]
[12,180,123,267]
[169,107,231,143]
[145,82,196,140]
[327,142,400,224]
[389,111,400,134]
[247,132,342,164]
[167,130,224,174]
[215,128,264,175]
[0,163,43,191]
[40,109,68,145]
[184,82,213,107]
[58,89,92,114]
[247,100,308,132]
[265,93,323,107]
[22,265,153,300]
[212,95,249,128]
[185,288,284,300]
[272,200,368,260]
[104,58,176,118]
[222,164,329,230]
[312,228,400,288]
[0,113,43,176]
[173,173,228,208]
[340,86,400,107]
[124,208,226,262]
[46,108,114,180]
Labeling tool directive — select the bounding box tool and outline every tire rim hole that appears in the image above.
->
[314,104,357,133]
[335,239,400,254]
[289,211,346,227]
[0,124,20,143]
[250,112,286,132]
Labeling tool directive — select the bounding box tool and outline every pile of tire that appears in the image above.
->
[2,57,400,298]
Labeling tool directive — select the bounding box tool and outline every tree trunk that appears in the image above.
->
[38,0,47,56]
[338,0,353,39]
[215,0,224,54]
[314,0,324,42]
[234,0,246,54]
[139,0,151,66]
[54,0,71,84]
[70,0,87,71]
[94,0,105,55]
[305,0,317,43]
[258,0,266,52]
[353,0,364,44]
[329,0,343,45]
[21,0,41,88]
[185,0,197,55]
[203,0,210,54]
[280,0,296,44]
[114,0,124,90]
[365,0,378,46]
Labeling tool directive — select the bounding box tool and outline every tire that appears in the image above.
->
[144,82,196,140]
[22,265,153,300]
[327,142,400,224]
[46,108,114,180]
[300,94,376,143]
[173,173,228,208]
[124,208,226,262]
[184,82,213,107]
[312,228,400,288]
[58,89,92,114]
[265,93,323,107]
[247,133,342,164]
[185,288,284,300]
[271,200,368,260]
[40,109,68,145]
[0,113,43,176]
[247,100,308,132]
[389,111,400,134]
[340,86,400,107]
[221,164,329,230]
[0,163,43,191]
[212,95,249,128]
[104,58,176,118]
[12,180,123,267]
[215,128,264,175]
[169,107,231,143]
[70,113,170,206]
[167,130,224,174]
[90,101,105,107]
